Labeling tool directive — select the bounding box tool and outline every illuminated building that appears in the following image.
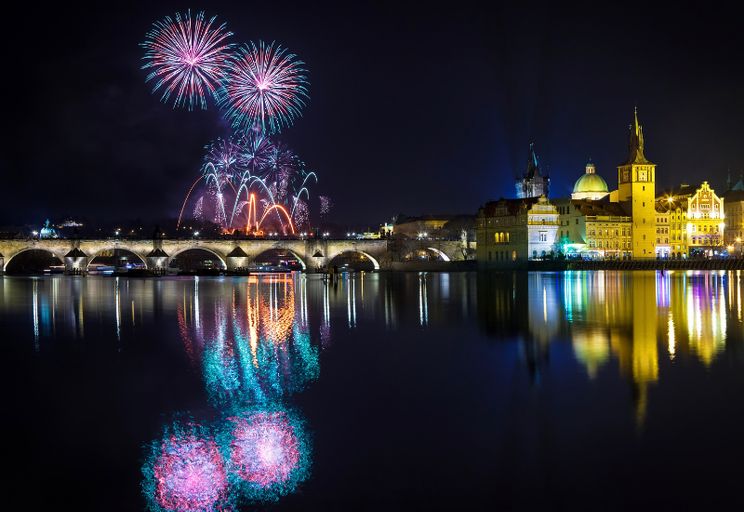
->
[553,199,632,258]
[723,175,744,252]
[476,195,559,264]
[617,108,657,258]
[477,108,727,263]
[654,207,671,258]
[571,161,609,200]
[515,143,550,199]
[657,182,725,258]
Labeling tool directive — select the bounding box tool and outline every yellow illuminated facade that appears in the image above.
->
[657,182,725,257]
[554,199,632,258]
[617,109,657,258]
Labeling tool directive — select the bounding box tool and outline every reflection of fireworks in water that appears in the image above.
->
[143,422,229,512]
[227,411,305,495]
[141,10,233,110]
[175,276,319,406]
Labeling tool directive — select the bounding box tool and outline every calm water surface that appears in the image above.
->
[3,271,744,510]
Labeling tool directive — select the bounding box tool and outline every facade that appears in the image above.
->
[515,143,550,199]
[657,182,725,257]
[476,196,559,264]
[477,108,730,265]
[723,175,744,253]
[617,108,657,258]
[554,199,632,258]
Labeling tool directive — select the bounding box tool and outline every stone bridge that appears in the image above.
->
[0,238,472,273]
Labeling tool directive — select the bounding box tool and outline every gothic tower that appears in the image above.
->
[515,143,550,199]
[617,108,656,258]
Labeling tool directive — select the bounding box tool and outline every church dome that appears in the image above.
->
[573,173,609,194]
[572,162,609,200]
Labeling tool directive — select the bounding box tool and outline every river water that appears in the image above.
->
[3,271,744,510]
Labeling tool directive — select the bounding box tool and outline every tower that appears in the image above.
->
[617,108,656,258]
[515,143,550,199]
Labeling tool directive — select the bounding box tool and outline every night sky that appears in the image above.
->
[3,2,744,227]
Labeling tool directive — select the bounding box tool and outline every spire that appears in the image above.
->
[526,142,540,178]
[625,107,650,165]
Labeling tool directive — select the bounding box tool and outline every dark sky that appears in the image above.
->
[3,2,744,227]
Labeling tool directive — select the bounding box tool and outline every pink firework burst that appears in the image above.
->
[220,41,309,134]
[153,432,228,511]
[229,412,300,488]
[142,10,233,110]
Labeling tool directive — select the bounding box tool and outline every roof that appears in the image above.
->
[724,189,744,203]
[146,248,169,258]
[573,173,609,194]
[479,197,542,217]
[570,199,630,218]
[622,108,654,166]
[523,143,542,179]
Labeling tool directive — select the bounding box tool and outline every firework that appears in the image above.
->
[142,10,233,110]
[319,195,332,217]
[220,41,309,134]
[204,136,241,173]
[236,129,274,176]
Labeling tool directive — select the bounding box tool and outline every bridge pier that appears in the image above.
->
[226,246,250,274]
[146,248,169,275]
[0,254,4,275]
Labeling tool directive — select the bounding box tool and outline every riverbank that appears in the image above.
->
[524,259,744,271]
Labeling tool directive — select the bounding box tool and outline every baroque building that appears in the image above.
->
[476,196,559,264]
[656,182,725,258]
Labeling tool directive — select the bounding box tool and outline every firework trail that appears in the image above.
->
[220,41,309,134]
[142,10,233,110]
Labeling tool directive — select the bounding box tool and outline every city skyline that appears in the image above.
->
[4,3,744,227]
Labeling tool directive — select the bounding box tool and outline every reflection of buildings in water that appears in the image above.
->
[612,273,659,425]
[571,327,611,379]
[667,272,728,366]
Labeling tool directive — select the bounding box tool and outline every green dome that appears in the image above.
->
[573,172,608,194]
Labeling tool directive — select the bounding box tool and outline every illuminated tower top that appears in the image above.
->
[515,143,550,198]
[624,107,653,166]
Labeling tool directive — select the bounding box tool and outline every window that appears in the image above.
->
[539,231,547,242]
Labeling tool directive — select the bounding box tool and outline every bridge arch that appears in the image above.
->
[4,248,63,273]
[86,247,148,269]
[249,247,307,271]
[168,247,228,270]
[328,250,381,271]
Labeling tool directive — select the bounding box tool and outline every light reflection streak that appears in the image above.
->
[32,279,39,350]
[115,277,121,341]
[419,272,428,327]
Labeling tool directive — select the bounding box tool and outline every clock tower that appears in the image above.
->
[617,108,656,258]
